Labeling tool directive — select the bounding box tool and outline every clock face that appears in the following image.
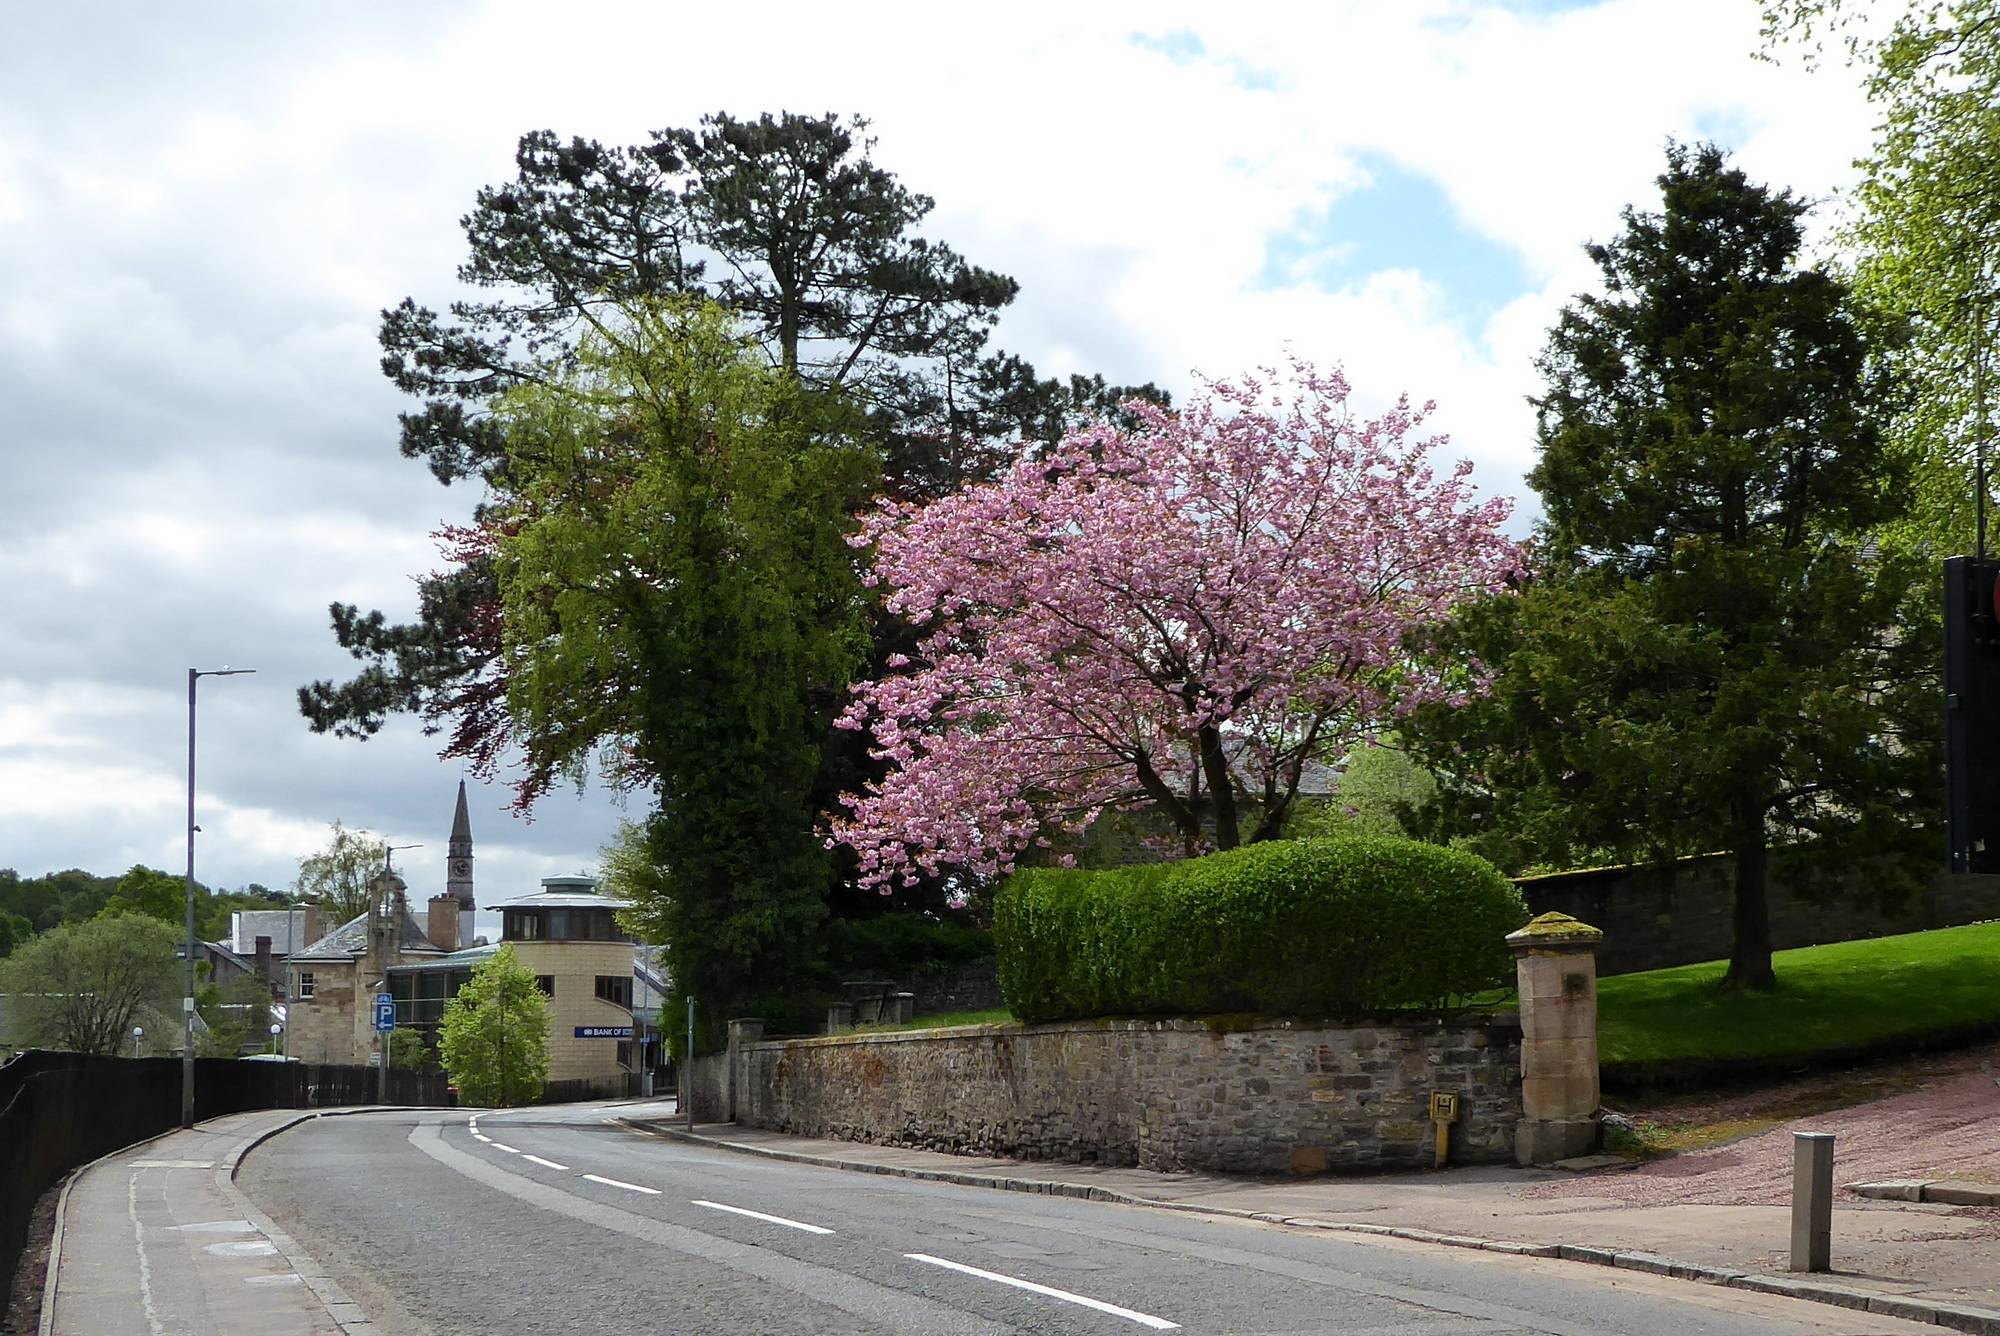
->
[451,859,470,877]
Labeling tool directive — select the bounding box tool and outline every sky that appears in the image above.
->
[0,0,1875,937]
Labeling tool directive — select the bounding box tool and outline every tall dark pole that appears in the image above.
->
[183,669,197,1128]
[183,666,255,1130]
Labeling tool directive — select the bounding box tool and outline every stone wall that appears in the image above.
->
[730,1016,1521,1175]
[1520,861,2000,976]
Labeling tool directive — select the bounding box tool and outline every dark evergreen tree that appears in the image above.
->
[304,111,1162,767]
[1406,143,1935,989]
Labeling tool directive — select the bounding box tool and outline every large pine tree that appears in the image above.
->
[1408,144,1937,989]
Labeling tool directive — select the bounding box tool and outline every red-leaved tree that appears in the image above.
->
[829,362,1522,889]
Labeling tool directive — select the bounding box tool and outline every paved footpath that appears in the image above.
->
[44,1108,375,1336]
[634,1118,2000,1332]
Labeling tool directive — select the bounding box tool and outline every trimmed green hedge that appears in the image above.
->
[995,838,1527,1023]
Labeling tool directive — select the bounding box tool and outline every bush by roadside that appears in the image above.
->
[996,837,1527,1023]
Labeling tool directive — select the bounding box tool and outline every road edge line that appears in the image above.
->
[620,1119,2000,1336]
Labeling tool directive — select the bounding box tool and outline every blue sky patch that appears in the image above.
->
[1256,155,1534,328]
[1130,30,1205,64]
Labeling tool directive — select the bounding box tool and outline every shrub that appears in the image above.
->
[995,837,1527,1023]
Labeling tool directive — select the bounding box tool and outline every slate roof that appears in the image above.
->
[228,908,310,956]
[291,908,444,963]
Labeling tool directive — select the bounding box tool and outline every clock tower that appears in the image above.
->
[446,780,475,947]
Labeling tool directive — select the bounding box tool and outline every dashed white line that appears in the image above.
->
[905,1253,1179,1330]
[691,1200,834,1235]
[489,1143,519,1154]
[582,1173,661,1195]
[471,1133,490,1142]
[523,1154,569,1171]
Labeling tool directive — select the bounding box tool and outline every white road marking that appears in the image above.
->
[904,1253,1179,1330]
[471,1132,490,1142]
[691,1200,834,1235]
[582,1173,661,1195]
[523,1154,569,1170]
[489,1142,520,1154]
[128,1173,167,1336]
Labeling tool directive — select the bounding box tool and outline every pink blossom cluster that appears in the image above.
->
[829,361,1522,889]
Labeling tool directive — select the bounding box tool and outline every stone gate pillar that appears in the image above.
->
[726,1017,766,1123]
[1507,912,1603,1165]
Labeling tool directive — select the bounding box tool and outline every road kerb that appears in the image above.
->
[216,1105,429,1336]
[630,1119,2000,1335]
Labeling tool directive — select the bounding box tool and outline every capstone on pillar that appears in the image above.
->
[1506,911,1603,1165]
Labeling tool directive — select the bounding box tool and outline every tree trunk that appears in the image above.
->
[1197,724,1240,850]
[1722,792,1776,991]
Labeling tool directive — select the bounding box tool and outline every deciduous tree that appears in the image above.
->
[438,944,550,1106]
[291,821,389,927]
[1764,0,2000,550]
[830,362,1521,888]
[0,913,179,1055]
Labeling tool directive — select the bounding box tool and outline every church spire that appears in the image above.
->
[446,781,475,947]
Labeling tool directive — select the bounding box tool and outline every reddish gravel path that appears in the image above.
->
[1535,1046,2000,1207]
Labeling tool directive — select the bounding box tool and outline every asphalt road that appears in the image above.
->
[235,1102,1935,1335]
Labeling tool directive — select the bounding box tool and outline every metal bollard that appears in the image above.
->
[1790,1132,1835,1272]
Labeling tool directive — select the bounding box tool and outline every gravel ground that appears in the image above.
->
[1537,1042,2000,1207]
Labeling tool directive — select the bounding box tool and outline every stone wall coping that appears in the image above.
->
[1506,912,1604,952]
[750,1012,1522,1050]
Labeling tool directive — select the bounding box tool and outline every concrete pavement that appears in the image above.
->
[41,1108,382,1336]
[631,1117,2000,1333]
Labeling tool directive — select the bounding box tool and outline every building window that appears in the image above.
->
[616,1040,633,1069]
[297,972,315,1000]
[594,975,632,1008]
[534,975,555,998]
[509,910,544,941]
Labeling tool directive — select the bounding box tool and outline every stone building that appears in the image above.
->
[388,874,655,1097]
[284,784,478,1065]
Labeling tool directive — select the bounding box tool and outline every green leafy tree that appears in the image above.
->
[0,913,180,1054]
[387,1026,433,1070]
[99,865,183,924]
[196,973,272,1056]
[498,301,873,1025]
[0,912,32,958]
[1406,144,1934,990]
[292,821,389,926]
[438,943,550,1105]
[1764,0,2000,550]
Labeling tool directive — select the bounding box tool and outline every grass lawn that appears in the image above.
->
[845,1008,1012,1035]
[1598,919,2000,1069]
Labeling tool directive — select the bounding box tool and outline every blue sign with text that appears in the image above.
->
[373,993,396,1032]
[574,1025,633,1039]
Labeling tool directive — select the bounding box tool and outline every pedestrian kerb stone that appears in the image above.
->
[1507,911,1603,1165]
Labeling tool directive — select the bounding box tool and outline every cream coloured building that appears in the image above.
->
[389,874,659,1097]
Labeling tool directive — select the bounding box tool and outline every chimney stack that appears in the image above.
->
[427,894,460,953]
[254,934,273,982]
[299,903,323,948]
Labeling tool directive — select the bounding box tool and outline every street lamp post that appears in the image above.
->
[132,1025,144,1058]
[269,1022,282,1056]
[184,665,254,1129]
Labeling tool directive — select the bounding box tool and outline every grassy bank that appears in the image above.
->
[1599,919,2000,1074]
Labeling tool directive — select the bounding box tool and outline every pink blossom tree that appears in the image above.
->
[829,362,1523,889]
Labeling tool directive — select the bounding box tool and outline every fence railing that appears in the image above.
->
[0,1050,448,1304]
